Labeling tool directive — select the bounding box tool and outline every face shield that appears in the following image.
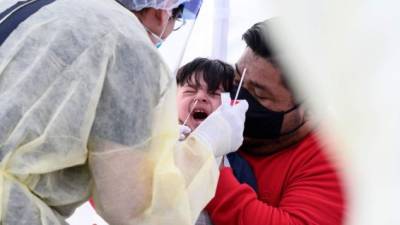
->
[159,0,203,74]
[117,0,190,11]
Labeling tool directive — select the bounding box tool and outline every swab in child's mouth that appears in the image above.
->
[182,99,198,127]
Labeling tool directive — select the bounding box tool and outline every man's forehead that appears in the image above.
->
[237,48,267,70]
[236,49,249,69]
[236,51,284,88]
[235,59,263,79]
[239,47,258,61]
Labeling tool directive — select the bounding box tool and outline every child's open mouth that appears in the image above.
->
[192,109,208,121]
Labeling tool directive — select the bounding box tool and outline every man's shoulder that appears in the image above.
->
[288,133,323,154]
[288,133,337,169]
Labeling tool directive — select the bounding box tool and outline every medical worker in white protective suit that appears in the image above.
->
[0,0,248,224]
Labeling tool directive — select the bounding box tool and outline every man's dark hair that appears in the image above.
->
[177,58,234,93]
[242,19,278,61]
[242,18,295,92]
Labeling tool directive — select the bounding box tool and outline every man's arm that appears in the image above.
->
[206,149,345,225]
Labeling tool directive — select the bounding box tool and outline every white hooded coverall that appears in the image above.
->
[0,0,219,224]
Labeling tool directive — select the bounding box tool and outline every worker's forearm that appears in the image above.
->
[174,135,219,223]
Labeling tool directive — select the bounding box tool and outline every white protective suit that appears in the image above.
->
[0,0,219,224]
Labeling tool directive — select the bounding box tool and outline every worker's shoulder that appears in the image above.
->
[4,0,155,65]
[57,1,141,33]
[26,0,140,43]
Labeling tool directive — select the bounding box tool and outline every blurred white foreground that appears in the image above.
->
[271,1,400,224]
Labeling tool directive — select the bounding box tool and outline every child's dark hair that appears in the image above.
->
[176,58,234,93]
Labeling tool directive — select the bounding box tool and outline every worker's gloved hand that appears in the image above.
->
[190,100,248,157]
[178,124,191,141]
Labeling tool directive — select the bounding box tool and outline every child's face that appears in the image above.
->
[177,74,224,130]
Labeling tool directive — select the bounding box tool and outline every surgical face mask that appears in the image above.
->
[144,26,166,48]
[143,16,169,48]
[230,85,302,139]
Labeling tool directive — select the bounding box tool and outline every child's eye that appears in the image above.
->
[209,92,221,97]
[184,90,196,94]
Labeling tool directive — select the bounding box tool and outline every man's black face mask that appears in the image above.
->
[230,85,300,139]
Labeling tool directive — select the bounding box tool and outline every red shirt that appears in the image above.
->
[206,134,345,225]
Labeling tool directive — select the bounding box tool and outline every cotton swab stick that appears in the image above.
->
[232,68,247,105]
[182,99,198,127]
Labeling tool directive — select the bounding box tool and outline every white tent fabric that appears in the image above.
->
[210,0,229,60]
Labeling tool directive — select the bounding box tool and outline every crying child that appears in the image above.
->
[176,57,235,134]
[176,57,235,225]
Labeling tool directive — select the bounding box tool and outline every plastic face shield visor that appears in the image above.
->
[159,0,203,72]
[177,0,202,19]
[171,0,202,30]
